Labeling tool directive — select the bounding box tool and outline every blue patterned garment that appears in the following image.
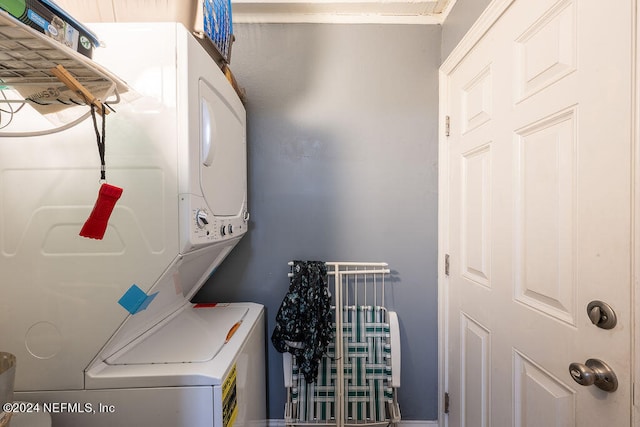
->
[272,261,333,382]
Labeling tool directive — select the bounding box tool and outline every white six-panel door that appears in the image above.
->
[439,0,634,425]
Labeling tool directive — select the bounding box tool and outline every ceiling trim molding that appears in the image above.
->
[232,12,444,24]
[231,0,453,24]
[51,0,455,26]
[436,0,457,23]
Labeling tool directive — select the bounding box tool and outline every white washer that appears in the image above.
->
[19,302,265,427]
[7,403,51,427]
[9,411,51,427]
[1,22,263,426]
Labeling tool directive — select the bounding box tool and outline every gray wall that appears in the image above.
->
[441,0,492,61]
[195,23,441,420]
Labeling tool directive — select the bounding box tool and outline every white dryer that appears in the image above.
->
[0,22,265,426]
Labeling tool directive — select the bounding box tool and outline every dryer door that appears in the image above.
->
[199,78,247,217]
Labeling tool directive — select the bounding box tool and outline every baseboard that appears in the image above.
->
[267,421,438,427]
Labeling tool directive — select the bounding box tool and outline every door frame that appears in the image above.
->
[437,0,638,425]
[634,0,639,423]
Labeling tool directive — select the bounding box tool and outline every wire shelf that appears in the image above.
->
[0,9,128,136]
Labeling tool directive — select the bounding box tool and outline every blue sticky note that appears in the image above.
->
[137,291,159,311]
[118,285,158,315]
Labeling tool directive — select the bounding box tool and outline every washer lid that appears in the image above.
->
[107,305,248,365]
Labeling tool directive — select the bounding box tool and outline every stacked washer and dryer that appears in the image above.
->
[0,22,264,426]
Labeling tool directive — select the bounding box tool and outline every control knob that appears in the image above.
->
[195,210,209,229]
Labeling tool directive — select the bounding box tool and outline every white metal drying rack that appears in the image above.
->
[287,261,392,427]
[0,9,128,137]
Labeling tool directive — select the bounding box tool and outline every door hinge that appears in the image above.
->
[445,115,450,137]
[444,392,450,414]
[445,254,450,277]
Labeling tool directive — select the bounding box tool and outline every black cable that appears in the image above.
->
[89,104,107,181]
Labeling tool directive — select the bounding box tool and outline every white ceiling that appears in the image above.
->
[53,0,456,26]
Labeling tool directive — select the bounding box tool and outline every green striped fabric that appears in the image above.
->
[289,305,394,424]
